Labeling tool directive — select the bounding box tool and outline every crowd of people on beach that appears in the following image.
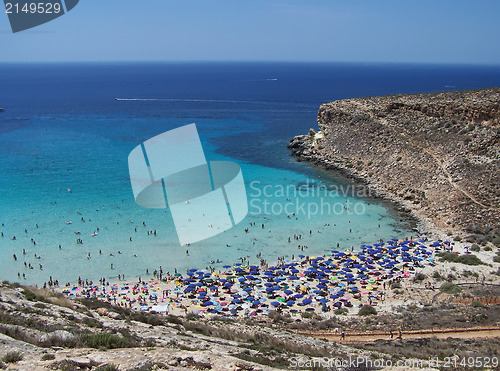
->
[57,237,449,318]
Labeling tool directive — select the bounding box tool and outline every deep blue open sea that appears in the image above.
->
[1,62,499,285]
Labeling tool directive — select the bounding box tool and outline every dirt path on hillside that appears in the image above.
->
[295,326,500,343]
[352,100,498,212]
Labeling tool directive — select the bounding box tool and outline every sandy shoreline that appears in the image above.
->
[54,236,497,319]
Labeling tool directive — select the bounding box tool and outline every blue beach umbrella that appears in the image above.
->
[271,301,280,307]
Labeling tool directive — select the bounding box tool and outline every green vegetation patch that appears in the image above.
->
[437,252,484,265]
[439,282,461,295]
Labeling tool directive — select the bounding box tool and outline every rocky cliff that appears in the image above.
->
[289,88,500,244]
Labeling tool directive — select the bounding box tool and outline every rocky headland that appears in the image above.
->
[288,88,500,245]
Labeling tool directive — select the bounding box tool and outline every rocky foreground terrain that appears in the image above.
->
[288,88,500,244]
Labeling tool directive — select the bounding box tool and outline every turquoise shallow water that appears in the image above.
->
[1,62,499,285]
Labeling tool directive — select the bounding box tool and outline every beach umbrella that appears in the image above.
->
[286,300,295,306]
[284,289,293,295]
[319,298,329,304]
[203,301,214,306]
[270,301,280,307]
[294,294,303,299]
[302,298,312,305]
[330,294,339,299]
[291,269,299,274]
[222,265,231,269]
[288,276,298,280]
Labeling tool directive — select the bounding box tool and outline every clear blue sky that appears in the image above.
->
[1,0,500,64]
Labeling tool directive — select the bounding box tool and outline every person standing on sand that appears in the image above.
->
[340,330,345,342]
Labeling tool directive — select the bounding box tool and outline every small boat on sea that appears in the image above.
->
[66,221,72,224]
[0,108,5,112]
[91,232,98,237]
[74,231,81,235]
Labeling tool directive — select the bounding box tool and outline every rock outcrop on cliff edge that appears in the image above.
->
[288,88,500,244]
